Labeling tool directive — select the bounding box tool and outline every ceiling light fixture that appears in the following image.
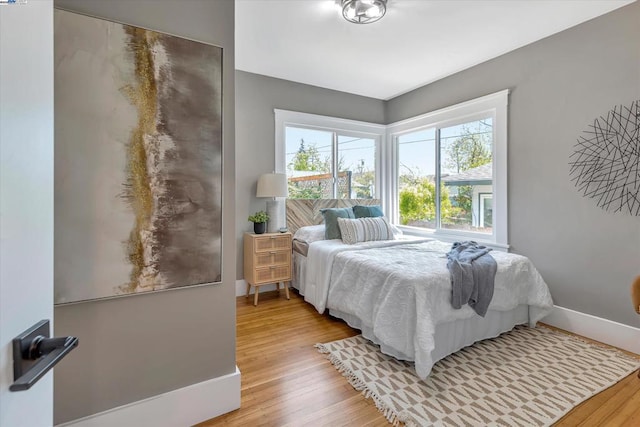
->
[341,0,387,24]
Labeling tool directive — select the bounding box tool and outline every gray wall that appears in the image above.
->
[387,2,640,326]
[53,0,236,424]
[235,71,385,278]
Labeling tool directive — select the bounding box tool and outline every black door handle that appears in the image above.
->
[10,320,78,392]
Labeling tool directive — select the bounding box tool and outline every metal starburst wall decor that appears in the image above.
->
[569,100,640,215]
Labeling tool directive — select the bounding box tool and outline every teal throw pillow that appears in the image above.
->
[352,205,384,218]
[320,207,355,240]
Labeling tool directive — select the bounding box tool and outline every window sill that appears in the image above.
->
[397,225,510,252]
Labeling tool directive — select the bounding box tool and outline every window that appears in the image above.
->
[388,90,508,247]
[274,90,508,247]
[396,119,493,232]
[275,110,385,200]
[440,118,493,233]
[397,128,437,227]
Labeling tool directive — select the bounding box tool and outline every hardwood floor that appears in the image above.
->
[199,290,640,427]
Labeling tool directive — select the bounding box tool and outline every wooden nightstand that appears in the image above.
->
[243,232,292,306]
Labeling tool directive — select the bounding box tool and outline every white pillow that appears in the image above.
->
[337,217,395,245]
[389,223,403,238]
[292,224,326,244]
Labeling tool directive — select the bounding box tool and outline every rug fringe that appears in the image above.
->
[315,343,418,427]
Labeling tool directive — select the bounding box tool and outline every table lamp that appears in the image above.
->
[256,173,288,233]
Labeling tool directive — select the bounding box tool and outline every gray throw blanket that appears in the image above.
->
[446,241,497,317]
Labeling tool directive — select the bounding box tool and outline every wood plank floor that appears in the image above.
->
[198,290,640,427]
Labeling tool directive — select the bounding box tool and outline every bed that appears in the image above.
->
[287,199,554,379]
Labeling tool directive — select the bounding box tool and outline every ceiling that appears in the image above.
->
[236,0,634,100]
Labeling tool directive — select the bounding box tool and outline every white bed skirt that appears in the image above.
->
[329,305,529,366]
[292,251,307,293]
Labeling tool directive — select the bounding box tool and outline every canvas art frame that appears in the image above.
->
[54,9,224,304]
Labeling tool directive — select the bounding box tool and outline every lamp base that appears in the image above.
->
[266,199,285,233]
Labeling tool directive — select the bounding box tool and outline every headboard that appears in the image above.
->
[286,199,381,235]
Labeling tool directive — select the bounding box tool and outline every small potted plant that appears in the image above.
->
[248,210,269,234]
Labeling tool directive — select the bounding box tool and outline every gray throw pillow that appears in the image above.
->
[320,207,355,240]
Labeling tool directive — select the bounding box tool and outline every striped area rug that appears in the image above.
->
[316,326,639,426]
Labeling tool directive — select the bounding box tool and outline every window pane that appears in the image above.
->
[285,127,333,199]
[397,128,437,228]
[480,194,493,228]
[337,135,376,199]
[440,118,493,233]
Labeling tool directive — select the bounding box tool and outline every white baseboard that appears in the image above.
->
[235,279,279,297]
[57,367,241,427]
[542,305,640,355]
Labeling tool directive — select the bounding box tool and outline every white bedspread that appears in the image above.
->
[303,237,434,313]
[305,239,553,379]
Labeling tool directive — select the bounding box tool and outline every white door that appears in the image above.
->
[0,1,55,426]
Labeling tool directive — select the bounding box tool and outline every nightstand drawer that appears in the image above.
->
[255,250,290,268]
[254,234,291,252]
[254,265,291,284]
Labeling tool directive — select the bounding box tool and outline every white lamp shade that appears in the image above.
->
[256,173,288,198]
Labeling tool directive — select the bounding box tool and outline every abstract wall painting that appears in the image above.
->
[54,10,223,303]
[569,100,640,216]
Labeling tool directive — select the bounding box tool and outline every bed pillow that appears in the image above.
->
[337,216,395,245]
[352,204,384,218]
[292,224,326,244]
[320,207,355,240]
[390,223,403,238]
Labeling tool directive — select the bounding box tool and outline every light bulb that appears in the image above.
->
[365,5,380,17]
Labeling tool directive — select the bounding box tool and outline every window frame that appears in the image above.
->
[274,109,386,200]
[386,90,509,248]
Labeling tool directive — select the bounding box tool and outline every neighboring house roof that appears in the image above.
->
[442,163,492,186]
